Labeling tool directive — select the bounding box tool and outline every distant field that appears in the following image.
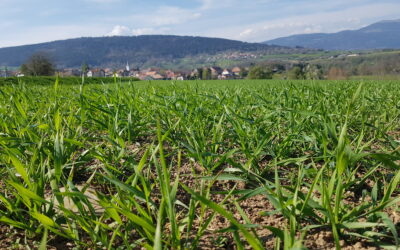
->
[0,79,399,249]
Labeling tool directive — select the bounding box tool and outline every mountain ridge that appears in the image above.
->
[263,19,400,50]
[0,35,306,69]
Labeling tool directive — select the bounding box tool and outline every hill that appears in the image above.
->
[263,19,400,50]
[0,35,309,69]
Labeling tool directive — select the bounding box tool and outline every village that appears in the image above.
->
[0,63,247,80]
[59,63,246,80]
[58,63,246,80]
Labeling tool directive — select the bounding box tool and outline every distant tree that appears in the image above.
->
[240,68,249,78]
[196,68,203,80]
[288,66,305,80]
[21,52,55,76]
[327,67,347,80]
[273,64,286,73]
[81,62,88,75]
[247,66,272,79]
[305,64,323,80]
[202,67,211,80]
[188,68,203,80]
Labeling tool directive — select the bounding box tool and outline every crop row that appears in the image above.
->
[0,79,399,249]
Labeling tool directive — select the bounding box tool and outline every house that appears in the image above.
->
[151,73,164,80]
[121,70,130,77]
[181,71,191,80]
[116,69,125,77]
[92,68,105,77]
[220,69,233,79]
[190,68,201,79]
[210,67,223,79]
[129,67,140,78]
[104,68,114,77]
[165,70,176,80]
[146,71,164,80]
[129,70,140,78]
[142,68,158,73]
[144,76,155,81]
[138,70,164,80]
[174,72,186,80]
[86,70,93,77]
[62,69,81,77]
[231,67,242,77]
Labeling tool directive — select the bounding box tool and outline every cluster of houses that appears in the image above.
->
[190,66,243,80]
[59,63,245,80]
[1,63,246,80]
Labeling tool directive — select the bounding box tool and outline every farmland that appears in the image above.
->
[0,79,399,249]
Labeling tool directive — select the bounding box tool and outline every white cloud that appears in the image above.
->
[106,26,171,37]
[239,28,253,37]
[131,27,170,36]
[210,2,400,42]
[102,5,202,37]
[1,0,400,47]
[107,25,131,36]
[303,26,322,34]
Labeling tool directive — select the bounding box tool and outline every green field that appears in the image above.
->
[0,76,140,87]
[0,79,399,249]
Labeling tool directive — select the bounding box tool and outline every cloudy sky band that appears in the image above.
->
[0,0,399,47]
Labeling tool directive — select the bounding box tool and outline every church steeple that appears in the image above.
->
[126,62,130,71]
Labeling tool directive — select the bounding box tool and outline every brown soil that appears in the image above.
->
[1,148,399,249]
[174,160,394,249]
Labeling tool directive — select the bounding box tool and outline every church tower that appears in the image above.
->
[126,62,130,72]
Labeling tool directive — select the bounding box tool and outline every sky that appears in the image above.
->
[0,0,399,48]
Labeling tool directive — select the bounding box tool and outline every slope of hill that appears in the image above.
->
[263,19,400,50]
[0,35,309,68]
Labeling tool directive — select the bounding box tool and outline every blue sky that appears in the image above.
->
[0,0,399,48]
